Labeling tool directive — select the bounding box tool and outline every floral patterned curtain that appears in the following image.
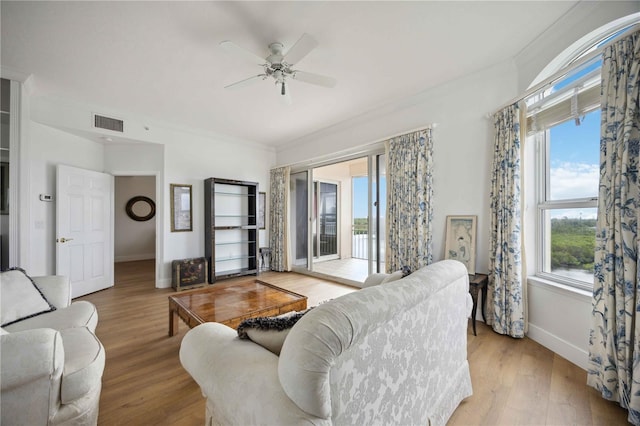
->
[385,128,434,273]
[587,30,640,424]
[268,166,291,272]
[489,103,525,338]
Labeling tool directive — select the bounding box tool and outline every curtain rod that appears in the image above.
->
[274,123,437,170]
[490,21,639,117]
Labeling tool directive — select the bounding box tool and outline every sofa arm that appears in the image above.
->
[1,329,64,425]
[180,323,321,424]
[32,275,71,308]
[362,273,388,288]
[1,328,64,389]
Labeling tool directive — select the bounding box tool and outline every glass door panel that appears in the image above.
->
[290,171,308,267]
[316,181,338,258]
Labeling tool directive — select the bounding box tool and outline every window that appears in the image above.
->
[527,59,601,290]
[524,20,640,290]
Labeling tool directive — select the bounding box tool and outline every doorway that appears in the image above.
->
[290,154,386,284]
[114,176,156,285]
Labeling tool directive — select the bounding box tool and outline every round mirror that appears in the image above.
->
[125,196,156,221]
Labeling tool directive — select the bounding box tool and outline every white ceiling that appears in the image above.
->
[1,1,580,148]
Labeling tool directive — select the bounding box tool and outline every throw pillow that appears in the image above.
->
[237,308,312,355]
[401,265,412,277]
[1,268,56,327]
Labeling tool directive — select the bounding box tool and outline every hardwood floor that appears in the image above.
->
[79,260,629,425]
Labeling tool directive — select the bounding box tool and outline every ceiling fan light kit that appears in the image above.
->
[221,33,336,103]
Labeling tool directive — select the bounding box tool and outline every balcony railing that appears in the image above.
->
[352,220,368,259]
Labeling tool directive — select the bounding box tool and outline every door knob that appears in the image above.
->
[57,237,74,243]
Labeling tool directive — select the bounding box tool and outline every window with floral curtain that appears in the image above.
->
[385,128,434,273]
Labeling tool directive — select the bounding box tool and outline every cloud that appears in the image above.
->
[549,161,598,200]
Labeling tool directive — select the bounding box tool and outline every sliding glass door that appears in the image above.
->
[290,152,386,283]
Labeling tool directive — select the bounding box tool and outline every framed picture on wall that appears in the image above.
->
[125,196,155,221]
[170,184,192,232]
[444,215,477,274]
[258,192,266,230]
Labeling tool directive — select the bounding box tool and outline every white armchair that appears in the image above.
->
[1,271,105,425]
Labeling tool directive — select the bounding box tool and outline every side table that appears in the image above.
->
[469,273,488,336]
[259,247,271,271]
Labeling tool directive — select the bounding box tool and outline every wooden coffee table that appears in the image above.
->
[168,279,307,336]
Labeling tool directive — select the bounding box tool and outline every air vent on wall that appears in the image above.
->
[94,114,124,132]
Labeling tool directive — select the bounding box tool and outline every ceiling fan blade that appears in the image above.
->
[224,74,266,89]
[292,70,336,88]
[220,40,266,65]
[283,33,318,66]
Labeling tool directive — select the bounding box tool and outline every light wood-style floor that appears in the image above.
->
[78,260,629,425]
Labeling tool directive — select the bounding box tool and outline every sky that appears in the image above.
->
[548,108,600,219]
[352,176,386,219]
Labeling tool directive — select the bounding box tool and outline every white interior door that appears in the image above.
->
[56,164,113,298]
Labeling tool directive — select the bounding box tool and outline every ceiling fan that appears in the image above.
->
[220,33,336,103]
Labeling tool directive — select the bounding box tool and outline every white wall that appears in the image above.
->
[27,122,105,275]
[24,96,276,288]
[114,175,156,262]
[527,278,592,370]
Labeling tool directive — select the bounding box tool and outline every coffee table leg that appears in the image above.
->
[169,303,178,337]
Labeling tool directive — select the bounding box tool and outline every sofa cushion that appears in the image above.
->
[3,301,98,333]
[1,269,56,327]
[237,309,311,355]
[58,327,105,404]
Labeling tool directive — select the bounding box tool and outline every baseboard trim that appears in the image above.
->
[115,254,155,263]
[527,323,588,370]
[157,277,172,288]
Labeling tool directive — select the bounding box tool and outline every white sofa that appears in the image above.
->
[180,259,473,425]
[0,270,105,425]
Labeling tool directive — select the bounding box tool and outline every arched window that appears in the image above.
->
[527,15,639,290]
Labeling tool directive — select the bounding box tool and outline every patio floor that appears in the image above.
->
[312,258,385,283]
